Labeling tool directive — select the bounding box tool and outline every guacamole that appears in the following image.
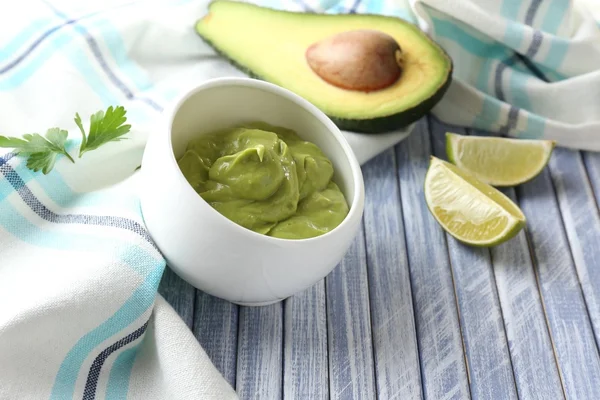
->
[177,122,349,240]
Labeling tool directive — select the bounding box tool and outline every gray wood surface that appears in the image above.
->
[583,152,600,207]
[158,267,195,329]
[326,223,376,400]
[396,119,470,400]
[518,166,600,399]
[549,149,600,348]
[283,281,329,400]
[236,303,283,399]
[430,121,518,400]
[193,291,239,388]
[160,116,600,400]
[362,148,421,399]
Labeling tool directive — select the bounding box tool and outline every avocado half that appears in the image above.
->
[195,0,453,133]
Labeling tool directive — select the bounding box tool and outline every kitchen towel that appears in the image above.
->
[0,0,598,399]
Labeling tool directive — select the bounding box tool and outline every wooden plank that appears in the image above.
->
[429,120,517,400]
[236,303,283,399]
[157,266,195,329]
[582,152,600,208]
[548,148,600,349]
[468,129,564,400]
[326,222,376,400]
[489,188,565,400]
[395,118,470,400]
[283,280,329,400]
[361,148,422,399]
[517,165,600,399]
[193,291,239,388]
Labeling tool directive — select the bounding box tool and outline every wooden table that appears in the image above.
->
[158,116,600,400]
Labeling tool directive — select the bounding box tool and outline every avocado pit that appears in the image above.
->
[305,29,403,92]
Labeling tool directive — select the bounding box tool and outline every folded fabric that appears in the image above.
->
[0,0,598,399]
[411,0,600,151]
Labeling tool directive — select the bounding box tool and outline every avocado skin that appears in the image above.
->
[195,14,453,134]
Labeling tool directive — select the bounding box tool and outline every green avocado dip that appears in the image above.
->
[177,122,350,240]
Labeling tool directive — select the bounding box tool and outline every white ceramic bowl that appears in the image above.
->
[139,77,365,306]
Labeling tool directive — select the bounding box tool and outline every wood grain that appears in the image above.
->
[164,119,600,400]
[395,118,470,400]
[582,152,600,208]
[283,280,329,400]
[326,222,376,400]
[193,291,239,388]
[468,127,564,400]
[550,149,600,348]
[158,266,195,329]
[362,148,422,400]
[488,190,565,400]
[518,165,600,399]
[429,121,517,400]
[237,303,283,399]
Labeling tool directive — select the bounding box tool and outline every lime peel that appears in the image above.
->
[446,133,556,187]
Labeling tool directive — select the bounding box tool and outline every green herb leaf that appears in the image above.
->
[0,105,130,175]
[0,136,29,149]
[26,150,60,175]
[0,128,74,174]
[77,105,131,157]
[74,112,87,150]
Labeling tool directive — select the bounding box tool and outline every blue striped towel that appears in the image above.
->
[1,0,598,398]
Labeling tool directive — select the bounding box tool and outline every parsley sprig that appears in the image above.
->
[0,106,131,174]
[75,106,131,158]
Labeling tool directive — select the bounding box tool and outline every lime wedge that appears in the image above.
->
[424,157,526,247]
[446,133,555,187]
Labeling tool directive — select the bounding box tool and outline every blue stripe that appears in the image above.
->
[472,96,505,131]
[0,1,159,113]
[500,0,526,50]
[105,345,141,399]
[19,165,139,211]
[0,198,160,275]
[0,160,161,271]
[506,67,532,110]
[1,145,139,212]
[349,0,361,13]
[1,162,158,248]
[541,0,570,34]
[429,15,513,102]
[542,38,569,71]
[0,28,79,90]
[425,15,509,129]
[500,0,522,19]
[82,321,148,400]
[0,17,82,74]
[326,1,347,13]
[476,50,508,94]
[519,113,546,139]
[0,164,163,397]
[0,18,55,60]
[89,18,153,92]
[42,1,162,112]
[430,16,511,60]
[0,159,165,400]
[536,0,570,73]
[50,264,163,399]
[365,0,385,15]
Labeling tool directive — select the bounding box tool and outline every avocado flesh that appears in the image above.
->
[195,1,453,133]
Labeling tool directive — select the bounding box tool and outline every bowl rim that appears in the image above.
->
[162,76,365,244]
